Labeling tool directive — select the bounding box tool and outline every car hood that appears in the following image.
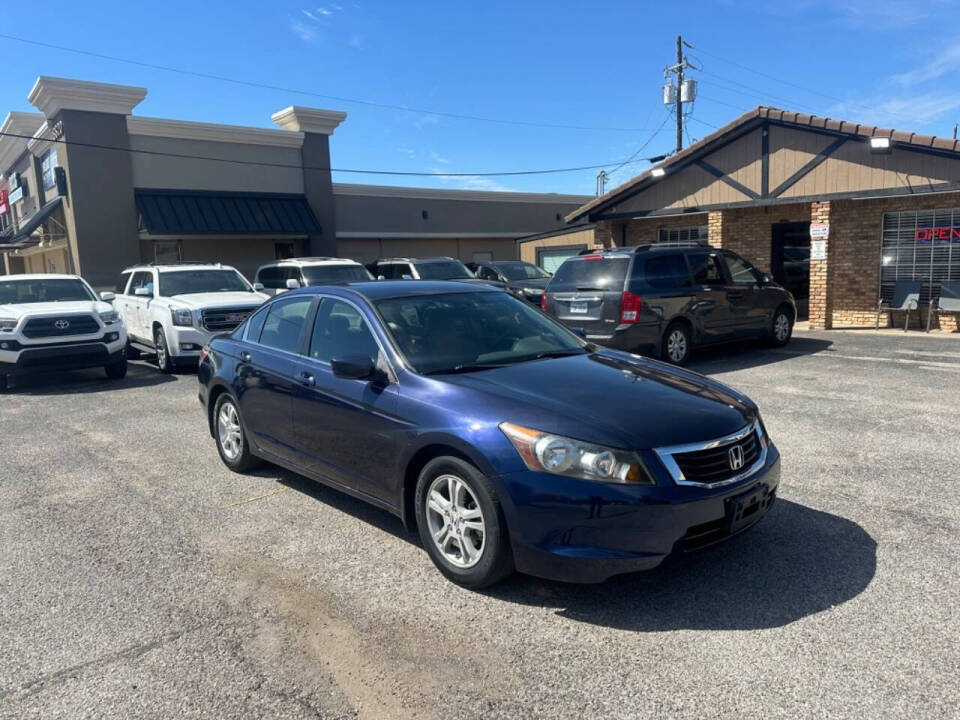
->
[436,350,756,449]
[0,300,111,319]
[166,291,268,309]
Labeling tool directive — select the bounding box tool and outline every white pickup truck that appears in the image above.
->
[113,263,268,372]
[0,273,127,391]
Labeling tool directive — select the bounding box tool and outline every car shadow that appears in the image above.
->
[688,335,834,374]
[484,498,876,631]
[4,360,178,396]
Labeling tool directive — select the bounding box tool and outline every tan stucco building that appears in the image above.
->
[0,76,589,287]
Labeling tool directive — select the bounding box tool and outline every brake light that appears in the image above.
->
[540,293,547,311]
[582,254,604,260]
[620,292,642,323]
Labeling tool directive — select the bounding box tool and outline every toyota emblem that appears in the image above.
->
[728,444,745,471]
[54,319,70,330]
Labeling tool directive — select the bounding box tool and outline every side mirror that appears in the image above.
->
[377,275,386,281]
[331,354,377,381]
[100,291,116,302]
[760,273,773,285]
[285,278,302,289]
[134,287,152,297]
[253,282,265,291]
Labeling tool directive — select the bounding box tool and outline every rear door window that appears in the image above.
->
[548,255,630,291]
[686,252,726,288]
[631,253,692,291]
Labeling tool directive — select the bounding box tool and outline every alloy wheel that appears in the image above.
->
[667,329,688,363]
[217,401,243,461]
[774,313,791,342]
[425,474,486,569]
[156,331,168,369]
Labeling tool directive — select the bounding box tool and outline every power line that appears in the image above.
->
[0,32,663,134]
[0,130,666,178]
[606,111,673,177]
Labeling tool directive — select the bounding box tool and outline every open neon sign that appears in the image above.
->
[915,227,960,243]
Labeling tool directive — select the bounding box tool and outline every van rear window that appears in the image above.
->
[549,256,629,290]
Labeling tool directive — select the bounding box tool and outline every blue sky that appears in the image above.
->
[2,0,959,194]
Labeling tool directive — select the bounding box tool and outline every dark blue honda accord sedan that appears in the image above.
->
[198,281,780,588]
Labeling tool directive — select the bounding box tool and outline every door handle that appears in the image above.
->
[240,351,251,363]
[298,370,315,386]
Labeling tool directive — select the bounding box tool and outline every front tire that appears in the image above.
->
[769,307,793,347]
[104,353,128,379]
[213,393,261,472]
[154,326,174,373]
[415,456,513,589]
[662,322,692,365]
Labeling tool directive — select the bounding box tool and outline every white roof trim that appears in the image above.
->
[333,182,593,204]
[337,231,538,239]
[27,121,57,157]
[28,76,146,117]
[0,111,45,175]
[271,106,347,135]
[127,116,305,148]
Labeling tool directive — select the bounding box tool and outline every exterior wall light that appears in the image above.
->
[651,167,666,178]
[870,137,892,153]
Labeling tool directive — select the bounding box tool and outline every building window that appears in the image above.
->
[536,245,587,274]
[881,209,960,305]
[658,225,708,245]
[275,242,296,259]
[41,148,58,190]
[154,240,182,264]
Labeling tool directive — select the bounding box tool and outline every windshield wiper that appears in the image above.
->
[424,362,508,375]
[531,350,586,360]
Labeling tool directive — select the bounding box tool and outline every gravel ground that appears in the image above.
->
[0,328,958,719]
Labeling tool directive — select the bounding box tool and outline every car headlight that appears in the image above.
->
[0,317,16,331]
[499,422,653,484]
[99,310,120,324]
[170,308,193,327]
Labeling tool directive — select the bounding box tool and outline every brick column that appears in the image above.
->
[809,201,831,330]
[593,221,615,249]
[707,211,724,248]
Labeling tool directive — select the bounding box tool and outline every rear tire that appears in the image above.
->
[662,322,692,365]
[104,353,128,379]
[769,307,793,347]
[154,327,175,373]
[213,393,261,472]
[415,456,513,589]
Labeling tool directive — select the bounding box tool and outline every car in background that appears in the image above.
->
[198,280,780,588]
[541,243,796,365]
[469,260,552,304]
[253,258,373,296]
[113,262,268,373]
[368,257,477,281]
[0,273,127,390]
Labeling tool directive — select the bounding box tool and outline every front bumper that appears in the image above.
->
[167,325,216,358]
[496,446,781,583]
[0,334,126,375]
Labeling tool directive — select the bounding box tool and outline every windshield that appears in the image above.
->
[302,265,374,283]
[413,260,475,280]
[549,255,630,291]
[158,270,252,296]
[375,291,586,375]
[0,278,95,304]
[496,262,551,281]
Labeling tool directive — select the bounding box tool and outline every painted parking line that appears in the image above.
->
[894,349,960,359]
[769,348,960,371]
[219,487,290,509]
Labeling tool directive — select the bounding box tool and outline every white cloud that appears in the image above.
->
[430,152,450,164]
[829,91,960,126]
[302,9,319,21]
[290,21,317,41]
[397,146,416,159]
[413,115,440,130]
[892,45,960,86]
[729,0,954,28]
[432,171,515,192]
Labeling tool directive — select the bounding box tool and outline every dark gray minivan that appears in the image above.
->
[541,243,797,364]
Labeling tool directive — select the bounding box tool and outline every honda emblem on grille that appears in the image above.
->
[728,444,745,471]
[54,319,70,330]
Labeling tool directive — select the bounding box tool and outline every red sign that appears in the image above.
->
[0,187,8,216]
[916,227,960,242]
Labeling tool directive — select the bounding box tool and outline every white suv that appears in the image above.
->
[113,263,268,372]
[0,273,127,391]
[253,257,373,296]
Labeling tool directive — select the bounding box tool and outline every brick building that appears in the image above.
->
[532,106,960,331]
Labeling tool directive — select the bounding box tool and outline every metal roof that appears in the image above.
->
[135,189,321,236]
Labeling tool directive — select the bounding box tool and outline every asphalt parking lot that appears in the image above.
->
[1,329,958,719]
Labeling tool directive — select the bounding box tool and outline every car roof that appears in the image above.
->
[0,273,81,281]
[261,257,362,267]
[289,279,501,302]
[376,257,458,264]
[120,263,240,273]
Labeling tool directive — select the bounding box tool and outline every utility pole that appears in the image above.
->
[675,35,684,153]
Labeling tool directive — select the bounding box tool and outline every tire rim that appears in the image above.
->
[667,329,687,362]
[217,401,243,461]
[425,474,486,569]
[774,314,790,342]
[156,332,167,368]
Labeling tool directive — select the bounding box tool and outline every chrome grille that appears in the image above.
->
[655,422,766,489]
[200,306,254,332]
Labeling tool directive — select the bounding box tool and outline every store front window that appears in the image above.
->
[536,245,586,274]
[41,148,58,190]
[881,210,960,304]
